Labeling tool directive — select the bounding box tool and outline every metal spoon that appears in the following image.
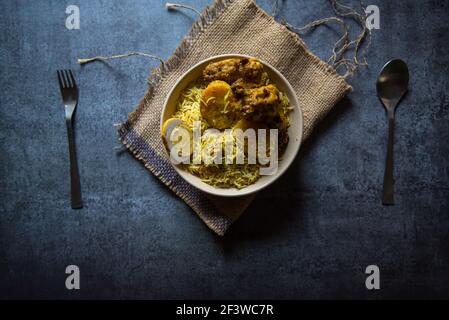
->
[376,59,409,205]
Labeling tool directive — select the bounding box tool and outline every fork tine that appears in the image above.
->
[63,70,72,88]
[60,70,68,88]
[68,70,77,88]
[57,70,65,89]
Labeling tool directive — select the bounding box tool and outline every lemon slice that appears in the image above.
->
[162,118,183,138]
[161,118,192,157]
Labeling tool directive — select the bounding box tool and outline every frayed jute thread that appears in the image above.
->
[77,52,164,66]
[276,0,371,78]
[282,17,349,63]
[165,2,202,15]
[330,0,371,67]
[113,123,127,152]
[271,0,283,19]
[77,3,201,68]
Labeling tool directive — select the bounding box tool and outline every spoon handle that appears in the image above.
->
[383,113,395,205]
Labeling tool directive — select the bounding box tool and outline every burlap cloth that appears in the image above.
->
[118,0,352,236]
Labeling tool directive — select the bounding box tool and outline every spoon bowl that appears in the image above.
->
[377,59,409,110]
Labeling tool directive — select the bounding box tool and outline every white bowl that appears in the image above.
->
[161,54,303,197]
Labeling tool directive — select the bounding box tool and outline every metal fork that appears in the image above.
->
[57,69,83,209]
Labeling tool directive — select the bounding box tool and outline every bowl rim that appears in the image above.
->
[160,53,303,197]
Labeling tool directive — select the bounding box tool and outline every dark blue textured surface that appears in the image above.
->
[1,0,448,299]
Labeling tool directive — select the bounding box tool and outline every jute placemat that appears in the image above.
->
[117,0,352,236]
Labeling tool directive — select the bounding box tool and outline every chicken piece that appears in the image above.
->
[203,58,265,84]
[200,80,241,129]
[245,84,279,106]
[238,57,264,82]
[230,78,262,98]
[241,84,280,122]
[203,59,240,83]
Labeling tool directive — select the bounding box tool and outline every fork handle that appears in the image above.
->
[66,119,83,209]
[382,112,395,205]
